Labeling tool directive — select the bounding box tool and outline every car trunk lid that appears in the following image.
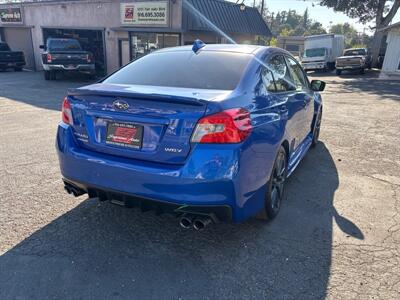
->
[67,83,231,164]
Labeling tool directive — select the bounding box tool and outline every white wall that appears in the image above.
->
[382,27,400,73]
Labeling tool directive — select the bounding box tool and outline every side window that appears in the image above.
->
[260,67,276,93]
[267,55,296,92]
[286,56,308,91]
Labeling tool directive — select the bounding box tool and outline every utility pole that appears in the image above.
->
[260,0,265,17]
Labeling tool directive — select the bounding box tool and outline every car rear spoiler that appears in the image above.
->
[68,87,207,106]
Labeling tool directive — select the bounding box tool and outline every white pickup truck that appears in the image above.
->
[301,34,345,72]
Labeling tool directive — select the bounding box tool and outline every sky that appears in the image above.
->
[230,0,400,34]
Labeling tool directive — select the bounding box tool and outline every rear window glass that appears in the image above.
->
[0,43,10,51]
[103,51,252,90]
[47,39,81,51]
[344,49,366,56]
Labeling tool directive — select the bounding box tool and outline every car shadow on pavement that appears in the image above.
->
[308,70,400,101]
[0,143,363,299]
[0,71,95,111]
[339,79,400,101]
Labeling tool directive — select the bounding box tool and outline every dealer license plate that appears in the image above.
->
[105,122,143,149]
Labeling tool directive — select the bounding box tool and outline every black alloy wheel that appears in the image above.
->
[258,146,287,220]
[311,109,322,147]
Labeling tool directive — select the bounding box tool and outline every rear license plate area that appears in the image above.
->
[106,121,143,149]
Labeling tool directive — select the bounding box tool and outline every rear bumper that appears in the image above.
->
[63,178,233,222]
[336,65,363,70]
[302,62,326,70]
[43,63,95,73]
[56,124,266,222]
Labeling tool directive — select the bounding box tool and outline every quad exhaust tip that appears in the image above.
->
[179,213,214,230]
[193,216,213,231]
[63,183,85,197]
[179,213,196,229]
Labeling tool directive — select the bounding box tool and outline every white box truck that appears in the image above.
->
[301,34,345,72]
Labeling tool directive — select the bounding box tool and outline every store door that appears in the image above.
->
[118,39,130,67]
[130,33,180,61]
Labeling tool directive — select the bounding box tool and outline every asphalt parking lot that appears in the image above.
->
[0,70,399,299]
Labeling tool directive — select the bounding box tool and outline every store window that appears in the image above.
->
[130,33,180,60]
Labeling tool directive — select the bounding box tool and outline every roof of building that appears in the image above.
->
[182,0,271,37]
[378,21,400,32]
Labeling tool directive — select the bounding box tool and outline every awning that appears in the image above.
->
[182,0,271,37]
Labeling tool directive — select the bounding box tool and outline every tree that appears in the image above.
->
[330,23,359,48]
[320,0,400,67]
[268,9,327,37]
[303,8,310,29]
[305,22,327,36]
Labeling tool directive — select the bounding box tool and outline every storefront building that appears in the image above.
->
[0,0,270,75]
[380,22,400,77]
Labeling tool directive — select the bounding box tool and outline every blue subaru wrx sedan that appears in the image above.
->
[57,42,325,230]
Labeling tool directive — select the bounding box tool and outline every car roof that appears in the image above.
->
[344,48,366,51]
[156,44,266,55]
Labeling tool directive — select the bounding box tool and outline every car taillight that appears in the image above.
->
[191,108,252,143]
[61,97,73,125]
[47,54,52,63]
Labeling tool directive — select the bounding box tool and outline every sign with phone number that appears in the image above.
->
[121,1,168,26]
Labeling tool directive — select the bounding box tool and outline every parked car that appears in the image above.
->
[40,38,95,80]
[301,34,345,72]
[0,42,25,72]
[335,48,372,75]
[57,42,325,230]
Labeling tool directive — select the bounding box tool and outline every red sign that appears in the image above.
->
[112,127,137,144]
[124,7,134,20]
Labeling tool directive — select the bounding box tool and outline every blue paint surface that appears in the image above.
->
[56,45,323,222]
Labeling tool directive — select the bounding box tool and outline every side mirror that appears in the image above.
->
[39,45,45,49]
[310,80,326,92]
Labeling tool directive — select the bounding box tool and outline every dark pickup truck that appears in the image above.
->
[0,42,25,71]
[40,38,95,80]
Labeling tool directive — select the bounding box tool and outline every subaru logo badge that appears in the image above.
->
[113,99,129,110]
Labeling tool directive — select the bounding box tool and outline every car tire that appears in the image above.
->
[257,146,287,220]
[44,71,51,80]
[14,67,23,72]
[336,69,342,76]
[311,108,322,148]
[360,68,365,75]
